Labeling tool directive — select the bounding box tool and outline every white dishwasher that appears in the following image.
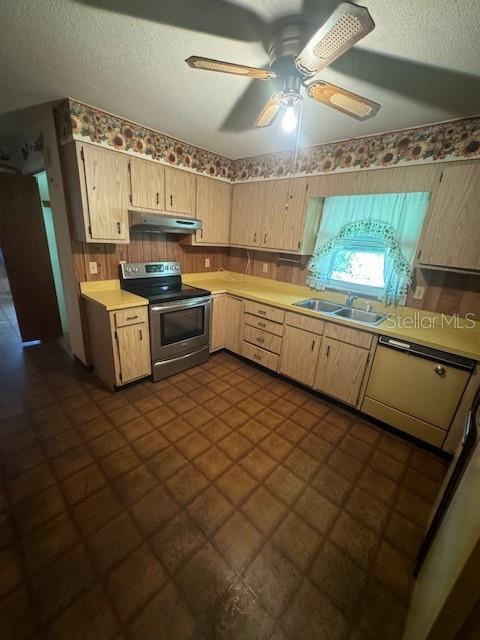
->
[362,336,475,447]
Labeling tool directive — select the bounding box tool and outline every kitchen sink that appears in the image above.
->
[293,298,386,325]
[332,307,386,325]
[293,298,343,313]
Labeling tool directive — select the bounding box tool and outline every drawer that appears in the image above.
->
[325,322,372,349]
[244,300,285,324]
[285,311,324,335]
[114,307,148,328]
[244,313,284,337]
[242,341,279,371]
[244,325,282,354]
[362,397,446,447]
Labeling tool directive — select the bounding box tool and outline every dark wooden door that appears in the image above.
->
[0,174,62,341]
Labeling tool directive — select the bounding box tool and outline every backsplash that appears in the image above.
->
[225,249,480,318]
[56,99,480,182]
[72,235,227,283]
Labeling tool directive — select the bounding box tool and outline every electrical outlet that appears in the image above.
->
[89,261,98,275]
[413,286,425,300]
[262,263,268,273]
[205,257,210,268]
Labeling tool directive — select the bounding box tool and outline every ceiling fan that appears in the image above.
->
[186,1,380,132]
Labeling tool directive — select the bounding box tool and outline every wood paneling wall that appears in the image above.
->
[226,248,480,318]
[72,234,227,282]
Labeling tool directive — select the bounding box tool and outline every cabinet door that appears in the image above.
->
[196,177,231,244]
[81,144,130,242]
[130,157,165,210]
[262,179,308,251]
[420,163,480,270]
[164,166,196,216]
[224,296,242,354]
[210,295,226,351]
[116,323,151,383]
[279,325,321,387]
[314,338,369,406]
[230,182,265,247]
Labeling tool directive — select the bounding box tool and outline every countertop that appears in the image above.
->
[80,280,148,310]
[183,272,480,362]
[80,272,480,361]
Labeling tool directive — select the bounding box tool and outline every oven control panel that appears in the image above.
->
[121,262,181,279]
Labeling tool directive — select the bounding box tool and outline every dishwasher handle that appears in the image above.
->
[378,335,476,372]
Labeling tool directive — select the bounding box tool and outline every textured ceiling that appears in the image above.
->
[1,0,480,158]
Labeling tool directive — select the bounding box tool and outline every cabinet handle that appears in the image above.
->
[126,315,138,321]
[170,194,173,207]
[258,310,266,316]
[253,353,261,361]
[117,221,121,234]
[311,340,315,351]
[139,329,143,341]
[156,192,159,205]
[326,345,330,358]
[253,232,257,243]
[256,337,265,343]
[434,364,446,376]
[200,229,203,239]
[258,322,266,328]
[263,233,267,244]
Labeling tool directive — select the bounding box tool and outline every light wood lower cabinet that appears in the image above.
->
[314,338,370,406]
[85,302,151,390]
[279,325,322,387]
[210,295,242,353]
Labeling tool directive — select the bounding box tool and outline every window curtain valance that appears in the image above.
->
[306,192,430,304]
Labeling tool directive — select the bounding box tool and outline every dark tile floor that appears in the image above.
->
[0,296,449,640]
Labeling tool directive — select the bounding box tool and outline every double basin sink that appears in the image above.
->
[293,298,386,326]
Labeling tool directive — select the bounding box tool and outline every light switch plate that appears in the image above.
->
[205,258,210,268]
[413,286,425,300]
[262,263,268,273]
[89,261,98,275]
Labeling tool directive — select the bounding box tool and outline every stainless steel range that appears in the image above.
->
[120,262,211,381]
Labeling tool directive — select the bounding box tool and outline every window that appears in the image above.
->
[307,192,430,304]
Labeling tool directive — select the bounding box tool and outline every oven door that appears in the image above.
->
[149,297,211,362]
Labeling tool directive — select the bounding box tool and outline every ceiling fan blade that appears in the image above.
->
[307,81,380,120]
[295,2,374,78]
[186,56,277,80]
[255,93,282,127]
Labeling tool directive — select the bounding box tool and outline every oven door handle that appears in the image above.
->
[150,296,211,313]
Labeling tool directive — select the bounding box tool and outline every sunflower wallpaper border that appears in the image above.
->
[56,99,233,180]
[56,99,480,183]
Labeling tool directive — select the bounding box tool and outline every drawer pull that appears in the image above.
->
[434,364,446,376]
[258,322,266,328]
[253,353,261,360]
[258,310,266,316]
[126,315,138,321]
[256,337,265,343]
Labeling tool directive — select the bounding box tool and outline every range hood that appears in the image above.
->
[129,211,202,234]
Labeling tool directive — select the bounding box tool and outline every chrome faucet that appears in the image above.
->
[345,294,358,307]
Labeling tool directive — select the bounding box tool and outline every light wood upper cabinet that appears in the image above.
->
[419,163,480,270]
[79,143,130,243]
[279,325,321,387]
[195,176,232,245]
[164,166,196,216]
[230,182,265,247]
[129,157,165,211]
[314,337,369,406]
[262,179,308,251]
